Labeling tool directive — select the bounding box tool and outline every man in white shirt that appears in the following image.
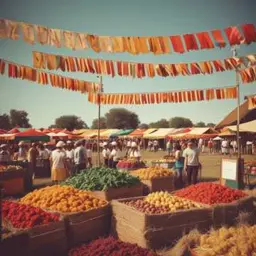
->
[221,139,229,155]
[65,141,74,175]
[110,141,120,168]
[74,140,87,174]
[153,140,158,152]
[129,142,141,160]
[183,141,200,185]
[230,140,237,154]
[102,142,110,167]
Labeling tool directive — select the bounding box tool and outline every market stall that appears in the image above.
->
[151,155,175,169]
[110,129,134,138]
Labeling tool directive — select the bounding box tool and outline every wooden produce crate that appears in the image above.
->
[140,176,175,194]
[212,196,254,228]
[4,216,67,256]
[64,204,111,247]
[0,170,25,196]
[0,229,29,256]
[91,183,144,201]
[111,196,212,250]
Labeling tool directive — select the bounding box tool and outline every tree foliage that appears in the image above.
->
[0,114,12,130]
[53,115,88,131]
[194,121,206,127]
[91,117,107,129]
[169,117,193,128]
[149,119,169,128]
[138,123,149,129]
[105,108,140,129]
[9,109,32,128]
[207,123,216,128]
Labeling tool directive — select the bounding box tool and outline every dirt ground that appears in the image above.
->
[33,151,256,187]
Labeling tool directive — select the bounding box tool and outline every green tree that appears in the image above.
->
[105,108,140,129]
[9,109,32,128]
[0,114,11,130]
[194,122,206,127]
[91,117,107,129]
[207,123,216,128]
[138,123,149,129]
[169,117,193,128]
[53,115,88,131]
[149,119,169,128]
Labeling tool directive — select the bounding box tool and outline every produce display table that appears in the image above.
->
[140,176,175,193]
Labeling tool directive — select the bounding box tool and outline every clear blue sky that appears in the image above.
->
[0,0,255,128]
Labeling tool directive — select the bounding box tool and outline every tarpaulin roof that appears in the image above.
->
[223,120,256,133]
[82,129,100,139]
[99,129,120,138]
[0,129,7,134]
[143,129,158,137]
[144,128,175,139]
[72,129,89,135]
[215,99,256,129]
[0,134,15,140]
[128,129,146,137]
[111,129,134,137]
[7,128,20,134]
[170,127,216,139]
[15,129,50,141]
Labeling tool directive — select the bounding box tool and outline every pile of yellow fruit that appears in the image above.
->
[132,167,175,180]
[193,225,256,256]
[20,185,107,213]
[145,191,201,212]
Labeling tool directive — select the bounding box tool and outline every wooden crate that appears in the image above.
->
[0,230,29,256]
[0,170,25,195]
[64,204,111,247]
[141,176,175,193]
[91,183,144,201]
[111,196,212,250]
[4,216,67,256]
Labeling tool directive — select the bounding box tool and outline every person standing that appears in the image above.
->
[37,143,50,177]
[174,144,184,188]
[27,143,38,190]
[65,141,74,176]
[166,140,171,155]
[183,141,200,185]
[50,141,67,184]
[208,139,213,154]
[102,142,110,167]
[129,142,141,161]
[86,144,93,168]
[74,140,87,174]
[153,140,158,152]
[221,138,229,155]
[110,141,120,168]
[0,144,11,163]
[17,141,27,161]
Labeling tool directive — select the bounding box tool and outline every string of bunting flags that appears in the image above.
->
[0,19,255,54]
[239,65,256,84]
[0,59,101,93]
[33,51,256,79]
[87,86,238,105]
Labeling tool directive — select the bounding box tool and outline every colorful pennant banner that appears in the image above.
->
[239,65,256,84]
[33,51,256,79]
[87,86,238,105]
[0,59,101,93]
[1,19,255,54]
[248,95,256,110]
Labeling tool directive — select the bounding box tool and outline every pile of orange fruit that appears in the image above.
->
[20,185,107,213]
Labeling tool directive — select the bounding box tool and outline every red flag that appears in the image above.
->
[170,35,185,53]
[225,26,244,46]
[241,24,256,44]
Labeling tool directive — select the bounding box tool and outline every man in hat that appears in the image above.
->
[27,142,39,190]
[0,144,11,163]
[74,139,87,174]
[183,140,200,185]
[50,141,67,183]
[109,141,120,168]
[65,140,74,176]
[102,142,110,167]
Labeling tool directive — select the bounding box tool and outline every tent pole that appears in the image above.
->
[97,76,103,166]
[232,47,240,159]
